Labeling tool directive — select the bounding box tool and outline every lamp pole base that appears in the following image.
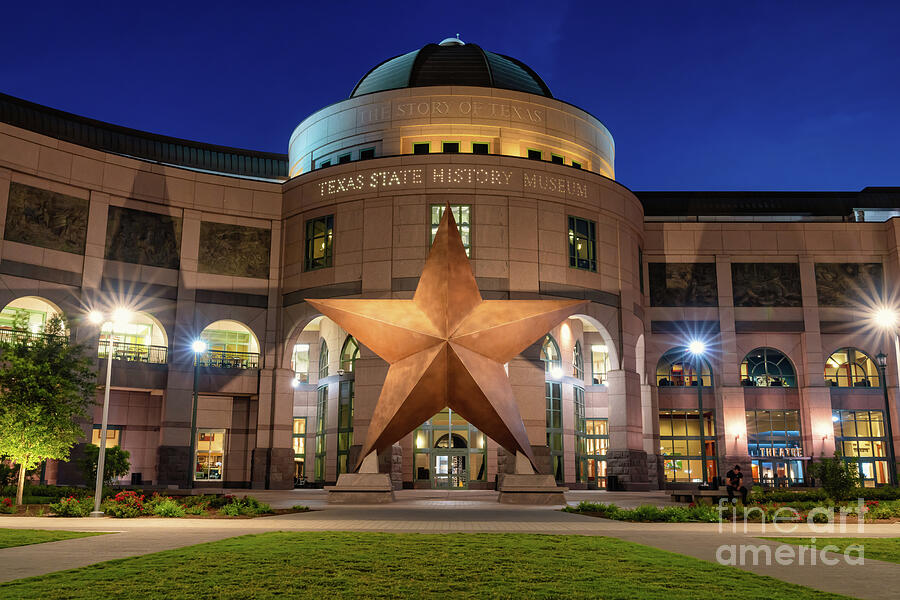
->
[89,511,105,518]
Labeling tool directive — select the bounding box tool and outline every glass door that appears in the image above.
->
[432,453,467,489]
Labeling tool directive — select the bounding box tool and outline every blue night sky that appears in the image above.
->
[2,1,898,191]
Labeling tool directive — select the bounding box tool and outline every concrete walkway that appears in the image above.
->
[0,489,897,599]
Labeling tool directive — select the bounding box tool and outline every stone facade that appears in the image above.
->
[0,47,898,494]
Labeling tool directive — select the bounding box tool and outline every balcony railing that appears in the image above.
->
[0,328,67,345]
[98,340,168,364]
[196,349,259,370]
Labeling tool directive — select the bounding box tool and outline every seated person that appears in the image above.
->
[725,464,749,504]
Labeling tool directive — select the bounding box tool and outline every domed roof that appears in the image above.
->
[350,38,552,98]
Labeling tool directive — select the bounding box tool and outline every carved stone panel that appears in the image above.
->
[4,182,88,254]
[105,206,182,269]
[648,263,718,307]
[815,263,883,306]
[732,263,802,307]
[198,222,271,278]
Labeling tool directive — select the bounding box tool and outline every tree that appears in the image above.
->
[809,451,861,500]
[0,316,97,505]
[79,444,131,486]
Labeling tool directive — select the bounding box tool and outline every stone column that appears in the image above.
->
[606,368,648,489]
[156,210,200,486]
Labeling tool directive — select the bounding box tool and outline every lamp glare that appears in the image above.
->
[688,340,706,356]
[88,311,104,324]
[874,307,899,330]
[191,340,207,353]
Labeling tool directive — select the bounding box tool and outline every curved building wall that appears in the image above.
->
[288,87,616,180]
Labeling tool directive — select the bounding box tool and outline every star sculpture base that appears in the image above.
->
[327,472,395,504]
[497,452,568,505]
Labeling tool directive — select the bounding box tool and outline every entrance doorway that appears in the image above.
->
[414,409,487,489]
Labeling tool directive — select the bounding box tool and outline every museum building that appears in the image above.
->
[0,37,898,491]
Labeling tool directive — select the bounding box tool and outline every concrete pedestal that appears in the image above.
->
[497,452,566,504]
[497,473,567,504]
[326,473,396,504]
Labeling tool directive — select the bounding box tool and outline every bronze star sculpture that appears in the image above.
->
[306,206,586,471]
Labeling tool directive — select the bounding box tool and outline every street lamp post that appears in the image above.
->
[873,307,899,487]
[688,340,710,489]
[88,308,130,517]
[188,340,207,489]
[875,352,897,486]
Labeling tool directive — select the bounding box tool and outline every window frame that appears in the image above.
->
[658,409,717,483]
[304,215,334,272]
[567,215,598,272]
[429,204,471,256]
[656,348,713,387]
[318,340,329,379]
[359,147,376,160]
[740,347,797,387]
[413,142,431,155]
[471,142,490,155]
[441,141,461,154]
[824,348,880,388]
[550,154,565,165]
[541,335,562,375]
[340,335,359,373]
[545,381,564,482]
[527,148,542,160]
[833,410,890,485]
[194,428,226,482]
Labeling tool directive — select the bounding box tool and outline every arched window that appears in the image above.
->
[340,336,359,373]
[199,319,258,369]
[825,348,879,388]
[591,344,610,385]
[541,335,561,375]
[319,340,329,378]
[573,340,584,379]
[656,348,712,387]
[740,348,796,387]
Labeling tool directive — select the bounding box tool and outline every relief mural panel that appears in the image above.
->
[732,263,802,307]
[198,222,271,279]
[648,263,718,307]
[105,206,182,269]
[815,263,883,306]
[4,182,88,254]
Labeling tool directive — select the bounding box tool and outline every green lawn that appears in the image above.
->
[0,532,850,599]
[765,537,900,565]
[0,529,106,549]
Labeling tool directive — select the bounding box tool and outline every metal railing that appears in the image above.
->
[98,340,168,364]
[196,349,260,370]
[0,328,67,345]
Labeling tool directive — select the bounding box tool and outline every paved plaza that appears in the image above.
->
[0,489,897,598]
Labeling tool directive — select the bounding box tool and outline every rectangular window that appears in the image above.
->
[337,153,351,164]
[293,417,306,481]
[568,216,597,272]
[745,410,804,485]
[194,429,225,481]
[0,307,47,331]
[579,418,608,487]
[305,215,334,271]
[292,343,310,383]
[551,154,564,165]
[202,328,250,354]
[638,247,644,294]
[315,386,327,481]
[359,147,376,160]
[91,425,122,447]
[833,410,889,485]
[591,344,609,385]
[527,148,542,160]
[571,161,582,169]
[430,204,471,256]
[442,141,460,153]
[546,381,563,482]
[318,160,331,169]
[658,410,717,483]
[337,380,354,474]
[472,142,489,155]
[413,142,430,155]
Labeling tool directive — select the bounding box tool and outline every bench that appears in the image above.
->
[669,489,729,504]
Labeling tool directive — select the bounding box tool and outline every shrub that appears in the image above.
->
[809,453,861,500]
[218,495,272,517]
[151,498,186,518]
[184,505,207,516]
[102,490,145,518]
[292,505,310,512]
[866,499,900,520]
[0,497,14,514]
[79,444,131,486]
[0,484,84,501]
[50,496,92,517]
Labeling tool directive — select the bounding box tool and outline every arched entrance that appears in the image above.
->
[414,408,486,489]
